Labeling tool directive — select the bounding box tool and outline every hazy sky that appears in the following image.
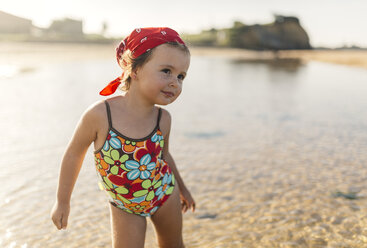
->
[1,0,366,47]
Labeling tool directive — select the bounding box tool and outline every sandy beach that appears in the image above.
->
[1,42,367,247]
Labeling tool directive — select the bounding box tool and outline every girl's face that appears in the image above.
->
[132,44,190,105]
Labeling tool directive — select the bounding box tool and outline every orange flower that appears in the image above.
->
[126,201,151,213]
[117,136,145,153]
[95,154,109,176]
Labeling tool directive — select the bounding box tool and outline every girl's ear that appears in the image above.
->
[131,69,138,80]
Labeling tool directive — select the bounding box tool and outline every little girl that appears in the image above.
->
[51,27,195,248]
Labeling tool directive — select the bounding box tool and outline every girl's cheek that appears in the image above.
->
[160,74,170,80]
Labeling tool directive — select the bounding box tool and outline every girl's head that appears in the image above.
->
[118,41,189,91]
[99,27,190,97]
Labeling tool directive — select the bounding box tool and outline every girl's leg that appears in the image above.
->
[109,204,147,248]
[150,185,185,248]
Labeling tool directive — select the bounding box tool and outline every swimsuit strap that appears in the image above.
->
[104,100,112,129]
[156,107,162,129]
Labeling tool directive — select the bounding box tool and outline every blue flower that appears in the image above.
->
[155,173,174,200]
[103,130,122,151]
[151,132,164,143]
[149,206,159,215]
[125,154,156,180]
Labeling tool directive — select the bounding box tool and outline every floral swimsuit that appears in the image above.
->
[94,101,175,217]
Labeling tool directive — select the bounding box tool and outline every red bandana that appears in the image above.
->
[99,27,186,96]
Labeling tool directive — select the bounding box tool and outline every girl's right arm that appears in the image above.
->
[51,105,99,230]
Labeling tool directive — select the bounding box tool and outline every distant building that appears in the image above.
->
[0,10,33,34]
[48,18,83,36]
[0,11,112,42]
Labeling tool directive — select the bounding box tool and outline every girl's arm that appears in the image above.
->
[51,106,99,229]
[162,111,195,213]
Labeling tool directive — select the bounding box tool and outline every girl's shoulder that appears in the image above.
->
[159,107,171,124]
[79,99,110,131]
[84,99,107,118]
[86,96,120,117]
[158,107,172,136]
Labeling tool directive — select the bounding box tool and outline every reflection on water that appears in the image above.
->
[184,131,226,139]
[231,57,304,72]
[1,53,367,247]
[0,64,36,78]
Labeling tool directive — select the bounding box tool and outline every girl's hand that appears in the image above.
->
[179,187,196,213]
[51,201,70,230]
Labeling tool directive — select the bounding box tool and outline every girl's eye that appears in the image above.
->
[162,69,171,74]
[178,74,185,80]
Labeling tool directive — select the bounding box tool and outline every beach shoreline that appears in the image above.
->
[189,46,367,70]
[1,42,367,70]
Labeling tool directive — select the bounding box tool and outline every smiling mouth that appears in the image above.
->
[161,91,174,97]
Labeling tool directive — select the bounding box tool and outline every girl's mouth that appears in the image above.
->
[161,91,174,98]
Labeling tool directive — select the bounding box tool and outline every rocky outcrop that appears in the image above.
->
[227,15,311,50]
[185,15,312,50]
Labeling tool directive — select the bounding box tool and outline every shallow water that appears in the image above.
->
[1,49,367,247]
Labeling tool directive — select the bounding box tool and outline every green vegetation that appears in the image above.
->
[183,28,220,47]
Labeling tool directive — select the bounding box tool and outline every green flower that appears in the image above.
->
[101,176,131,204]
[103,150,129,175]
[133,179,162,201]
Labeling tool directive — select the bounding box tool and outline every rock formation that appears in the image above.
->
[186,15,312,50]
[227,15,311,50]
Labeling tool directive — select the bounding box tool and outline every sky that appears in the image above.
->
[1,0,366,48]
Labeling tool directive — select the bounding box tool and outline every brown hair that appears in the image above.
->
[118,41,190,91]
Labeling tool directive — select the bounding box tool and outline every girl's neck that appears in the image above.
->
[121,90,156,118]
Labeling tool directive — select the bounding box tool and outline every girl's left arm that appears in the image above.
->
[162,112,195,213]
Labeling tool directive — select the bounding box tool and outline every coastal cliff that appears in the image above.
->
[185,15,312,50]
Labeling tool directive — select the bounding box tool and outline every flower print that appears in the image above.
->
[151,130,164,143]
[151,166,162,182]
[118,137,145,153]
[134,138,161,164]
[125,154,156,180]
[95,154,109,176]
[155,173,175,200]
[103,150,129,175]
[149,206,159,215]
[108,173,143,199]
[102,131,122,151]
[133,179,162,202]
[152,129,164,150]
[158,159,173,177]
[101,176,131,204]
[125,201,151,214]
[113,200,133,214]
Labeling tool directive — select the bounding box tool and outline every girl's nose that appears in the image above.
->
[169,77,179,87]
